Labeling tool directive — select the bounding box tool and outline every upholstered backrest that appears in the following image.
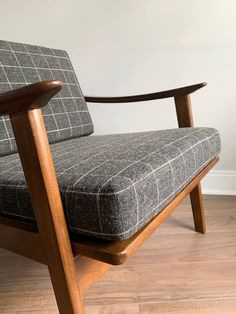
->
[0,40,94,157]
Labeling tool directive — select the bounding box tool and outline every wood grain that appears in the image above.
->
[85,83,206,103]
[174,94,194,128]
[10,109,84,313]
[74,256,111,296]
[0,80,62,115]
[140,299,236,314]
[0,222,45,264]
[174,93,206,234]
[1,195,236,314]
[190,183,206,233]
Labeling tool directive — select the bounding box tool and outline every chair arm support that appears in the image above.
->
[0,80,63,115]
[85,82,206,103]
[5,79,82,310]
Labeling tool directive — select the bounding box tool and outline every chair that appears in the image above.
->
[0,40,220,313]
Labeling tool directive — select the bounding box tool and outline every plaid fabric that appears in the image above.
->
[0,40,94,157]
[0,127,221,240]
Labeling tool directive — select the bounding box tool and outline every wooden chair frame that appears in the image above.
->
[0,80,219,313]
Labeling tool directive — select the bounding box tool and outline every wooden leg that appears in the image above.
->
[50,256,111,313]
[75,256,111,296]
[10,110,85,314]
[48,262,85,314]
[190,183,206,234]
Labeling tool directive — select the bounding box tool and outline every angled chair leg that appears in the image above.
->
[10,109,85,314]
[47,256,85,314]
[190,183,206,234]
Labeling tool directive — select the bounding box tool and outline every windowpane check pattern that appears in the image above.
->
[0,128,221,240]
[0,40,94,157]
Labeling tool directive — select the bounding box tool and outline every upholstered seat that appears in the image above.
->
[0,127,220,240]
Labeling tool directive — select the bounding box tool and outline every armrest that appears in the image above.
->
[0,80,62,115]
[85,82,206,103]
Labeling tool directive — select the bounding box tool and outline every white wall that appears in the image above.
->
[1,0,236,194]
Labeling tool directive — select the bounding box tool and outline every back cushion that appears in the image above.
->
[0,40,94,157]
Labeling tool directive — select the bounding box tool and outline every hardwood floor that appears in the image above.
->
[0,195,236,313]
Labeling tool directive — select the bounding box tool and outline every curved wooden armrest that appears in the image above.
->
[0,80,63,115]
[85,82,206,103]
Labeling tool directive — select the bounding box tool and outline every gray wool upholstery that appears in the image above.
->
[0,127,221,240]
[0,40,94,157]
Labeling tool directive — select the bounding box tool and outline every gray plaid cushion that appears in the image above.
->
[0,127,220,240]
[0,40,94,157]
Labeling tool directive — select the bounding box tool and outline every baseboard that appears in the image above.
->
[202,170,236,195]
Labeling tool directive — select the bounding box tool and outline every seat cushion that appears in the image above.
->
[0,40,94,157]
[0,127,220,240]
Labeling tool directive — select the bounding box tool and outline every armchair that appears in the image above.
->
[0,40,220,313]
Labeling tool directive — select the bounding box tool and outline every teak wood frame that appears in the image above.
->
[0,80,219,313]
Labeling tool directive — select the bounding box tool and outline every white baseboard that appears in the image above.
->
[202,170,236,195]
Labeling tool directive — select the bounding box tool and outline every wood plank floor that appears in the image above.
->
[0,195,236,313]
